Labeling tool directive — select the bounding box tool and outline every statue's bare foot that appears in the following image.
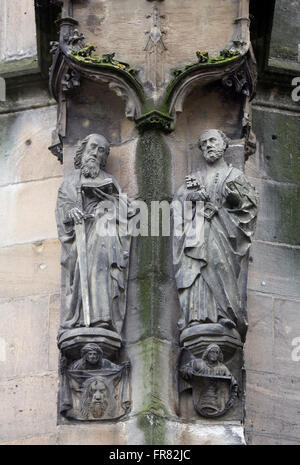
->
[219,318,236,329]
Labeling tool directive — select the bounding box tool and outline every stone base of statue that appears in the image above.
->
[59,363,131,422]
[178,324,245,424]
[58,327,122,360]
[57,328,131,423]
[180,323,243,360]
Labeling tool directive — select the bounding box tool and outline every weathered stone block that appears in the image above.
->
[245,370,300,442]
[248,241,300,299]
[0,240,60,298]
[273,298,300,377]
[249,109,300,184]
[244,292,274,373]
[246,431,299,445]
[125,276,180,344]
[165,421,245,445]
[0,177,62,247]
[127,338,178,418]
[248,176,300,246]
[74,0,241,85]
[0,434,56,445]
[269,0,300,70]
[0,295,49,379]
[0,0,37,64]
[0,373,58,443]
[108,139,138,198]
[56,418,145,445]
[0,106,61,187]
[48,294,60,372]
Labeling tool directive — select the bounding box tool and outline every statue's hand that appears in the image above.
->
[67,207,85,224]
[180,365,194,381]
[186,187,209,202]
[224,185,241,207]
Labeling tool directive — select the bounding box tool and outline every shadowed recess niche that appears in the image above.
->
[62,78,137,174]
[170,80,246,192]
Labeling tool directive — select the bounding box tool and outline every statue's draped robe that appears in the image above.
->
[173,166,258,340]
[56,169,134,334]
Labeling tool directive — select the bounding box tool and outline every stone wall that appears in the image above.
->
[0,0,299,445]
[0,100,62,444]
[244,94,300,445]
[243,0,300,445]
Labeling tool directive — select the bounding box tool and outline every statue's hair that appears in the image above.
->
[74,134,110,169]
[202,343,223,363]
[197,129,229,151]
[80,343,103,358]
[79,377,108,419]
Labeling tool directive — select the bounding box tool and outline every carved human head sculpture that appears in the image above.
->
[80,377,108,419]
[198,129,229,164]
[74,133,110,177]
[81,343,103,367]
[202,344,223,365]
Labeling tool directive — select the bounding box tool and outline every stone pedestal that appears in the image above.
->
[180,324,243,359]
[58,327,122,360]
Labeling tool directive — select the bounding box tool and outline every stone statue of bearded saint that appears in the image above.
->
[56,134,134,334]
[173,129,258,341]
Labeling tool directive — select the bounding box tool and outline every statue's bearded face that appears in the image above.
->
[199,130,226,164]
[81,135,109,178]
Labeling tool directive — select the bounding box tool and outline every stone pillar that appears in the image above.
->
[49,0,257,444]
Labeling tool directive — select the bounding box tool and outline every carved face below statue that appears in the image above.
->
[80,377,108,419]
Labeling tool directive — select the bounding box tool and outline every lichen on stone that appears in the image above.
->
[196,50,209,63]
[69,46,139,77]
[172,48,241,77]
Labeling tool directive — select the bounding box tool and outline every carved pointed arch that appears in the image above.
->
[49,19,145,120]
[161,48,257,121]
[48,17,146,161]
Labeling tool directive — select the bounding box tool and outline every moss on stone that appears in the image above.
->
[160,49,242,114]
[135,337,169,444]
[135,130,171,332]
[69,47,139,76]
[134,132,172,441]
[68,46,145,104]
[137,413,167,445]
